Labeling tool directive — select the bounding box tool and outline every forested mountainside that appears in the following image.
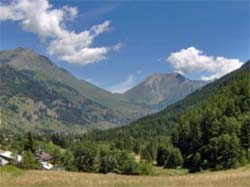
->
[82,61,250,171]
[0,48,206,132]
[0,48,149,121]
[0,65,127,133]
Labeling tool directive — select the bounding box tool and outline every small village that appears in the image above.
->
[0,148,55,170]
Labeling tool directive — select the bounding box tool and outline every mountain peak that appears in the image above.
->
[147,72,186,83]
[14,47,35,53]
[124,71,206,107]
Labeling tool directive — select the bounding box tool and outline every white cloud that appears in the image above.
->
[0,0,120,64]
[113,42,123,51]
[109,75,136,94]
[167,47,243,80]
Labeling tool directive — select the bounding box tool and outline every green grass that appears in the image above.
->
[0,165,23,177]
[152,166,188,176]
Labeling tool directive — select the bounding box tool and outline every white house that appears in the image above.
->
[0,150,23,166]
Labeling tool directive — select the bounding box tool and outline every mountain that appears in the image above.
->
[84,60,250,143]
[123,72,206,109]
[0,48,149,118]
[0,48,150,133]
[0,64,125,133]
[0,48,207,133]
[83,61,250,172]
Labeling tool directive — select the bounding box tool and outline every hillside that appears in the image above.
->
[83,61,250,171]
[88,61,250,141]
[0,65,126,133]
[0,48,149,119]
[124,72,206,109]
[0,48,208,133]
[0,48,155,133]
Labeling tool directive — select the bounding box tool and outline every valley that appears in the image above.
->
[0,48,207,132]
[0,1,249,186]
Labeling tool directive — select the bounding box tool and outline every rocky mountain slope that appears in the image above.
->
[123,72,206,109]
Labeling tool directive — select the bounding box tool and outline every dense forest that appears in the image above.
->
[80,61,250,172]
[0,61,249,174]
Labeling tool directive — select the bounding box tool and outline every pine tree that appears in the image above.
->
[21,150,40,169]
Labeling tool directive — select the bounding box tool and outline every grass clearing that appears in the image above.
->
[0,166,249,187]
[152,166,188,176]
[0,165,23,177]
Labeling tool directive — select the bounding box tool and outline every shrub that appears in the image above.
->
[137,163,153,175]
[20,150,40,169]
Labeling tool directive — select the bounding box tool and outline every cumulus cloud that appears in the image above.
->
[167,47,243,80]
[0,0,119,64]
[109,75,136,94]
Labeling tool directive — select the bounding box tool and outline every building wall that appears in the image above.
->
[0,157,9,166]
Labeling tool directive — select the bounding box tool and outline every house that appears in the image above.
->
[35,148,54,170]
[0,148,54,170]
[0,150,23,166]
[0,150,9,166]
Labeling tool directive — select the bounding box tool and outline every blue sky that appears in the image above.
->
[0,0,249,93]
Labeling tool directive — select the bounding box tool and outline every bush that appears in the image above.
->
[137,163,153,175]
[99,149,138,174]
[73,143,98,172]
[20,150,40,169]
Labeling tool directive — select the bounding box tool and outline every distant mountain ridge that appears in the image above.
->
[0,48,207,133]
[123,72,206,110]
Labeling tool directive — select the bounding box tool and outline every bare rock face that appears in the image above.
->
[124,72,207,109]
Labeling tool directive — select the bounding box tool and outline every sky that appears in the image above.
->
[0,0,249,93]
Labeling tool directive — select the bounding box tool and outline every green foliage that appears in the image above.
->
[23,132,35,153]
[188,152,202,173]
[73,143,98,172]
[62,150,75,170]
[99,149,138,174]
[141,141,158,162]
[177,73,250,171]
[21,150,40,169]
[240,117,250,159]
[137,163,153,175]
[164,148,183,169]
[0,165,23,177]
[156,143,183,169]
[82,61,250,172]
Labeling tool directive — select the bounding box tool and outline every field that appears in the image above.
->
[1,166,250,187]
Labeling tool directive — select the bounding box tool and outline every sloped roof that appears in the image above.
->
[0,151,14,159]
[35,149,53,161]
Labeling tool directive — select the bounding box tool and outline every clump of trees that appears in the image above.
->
[174,76,250,172]
[156,145,183,168]
[72,142,152,175]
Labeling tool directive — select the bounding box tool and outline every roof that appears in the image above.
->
[0,151,22,162]
[0,151,14,160]
[35,149,53,161]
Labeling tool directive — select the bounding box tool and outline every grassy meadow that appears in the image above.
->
[1,165,249,187]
